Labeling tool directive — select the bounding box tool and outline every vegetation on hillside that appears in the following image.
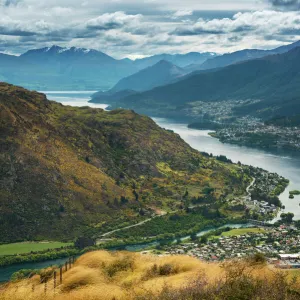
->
[265,114,300,127]
[0,83,251,243]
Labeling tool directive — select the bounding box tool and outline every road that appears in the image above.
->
[97,177,256,242]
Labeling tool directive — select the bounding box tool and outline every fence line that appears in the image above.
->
[30,256,76,296]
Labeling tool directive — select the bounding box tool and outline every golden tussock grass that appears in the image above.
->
[1,250,299,300]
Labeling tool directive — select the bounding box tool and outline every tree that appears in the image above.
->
[133,190,139,201]
[120,196,128,205]
[200,235,208,244]
[190,232,198,241]
[183,189,189,198]
[114,198,119,207]
[280,212,294,223]
[75,237,95,249]
[249,252,266,265]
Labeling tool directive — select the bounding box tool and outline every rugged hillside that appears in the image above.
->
[0,83,249,242]
[112,47,300,119]
[1,251,300,300]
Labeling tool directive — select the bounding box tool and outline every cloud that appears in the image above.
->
[2,0,21,6]
[268,0,300,9]
[86,11,142,30]
[172,10,193,18]
[171,10,300,37]
[0,27,35,36]
[0,0,299,58]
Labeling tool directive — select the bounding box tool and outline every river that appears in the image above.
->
[1,91,299,282]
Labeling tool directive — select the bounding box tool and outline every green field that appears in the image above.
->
[0,241,73,256]
[209,228,266,240]
[221,228,266,237]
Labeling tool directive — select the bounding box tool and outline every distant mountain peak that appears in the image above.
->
[156,59,175,67]
[21,45,101,56]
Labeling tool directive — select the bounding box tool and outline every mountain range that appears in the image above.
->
[90,40,300,115]
[1,40,299,92]
[0,46,215,91]
[101,46,300,119]
[0,82,247,242]
[91,60,189,102]
[185,40,300,72]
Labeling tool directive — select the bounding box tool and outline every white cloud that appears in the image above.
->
[85,11,142,30]
[0,0,299,58]
[173,10,193,18]
[172,10,300,37]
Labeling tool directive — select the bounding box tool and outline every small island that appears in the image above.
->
[289,190,300,198]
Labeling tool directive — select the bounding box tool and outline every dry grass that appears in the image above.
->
[1,250,300,300]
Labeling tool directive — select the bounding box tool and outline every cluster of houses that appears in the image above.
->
[162,225,300,268]
[228,169,285,217]
[246,200,278,215]
[214,122,300,151]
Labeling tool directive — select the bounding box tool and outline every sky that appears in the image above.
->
[0,0,300,59]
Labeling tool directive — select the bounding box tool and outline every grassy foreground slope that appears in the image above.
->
[1,250,300,300]
[0,83,249,243]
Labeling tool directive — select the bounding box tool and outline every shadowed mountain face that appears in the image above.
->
[0,83,248,242]
[90,60,188,103]
[111,47,300,119]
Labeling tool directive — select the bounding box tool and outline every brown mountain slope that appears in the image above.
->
[0,83,249,242]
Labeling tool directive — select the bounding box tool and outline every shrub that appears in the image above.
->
[105,256,134,277]
[11,269,39,281]
[143,263,179,280]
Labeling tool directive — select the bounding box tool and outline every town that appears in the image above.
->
[159,223,300,269]
[210,120,300,151]
[184,99,300,152]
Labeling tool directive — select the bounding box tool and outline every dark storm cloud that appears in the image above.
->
[86,21,122,31]
[268,0,300,9]
[4,0,21,6]
[0,26,35,36]
[172,28,225,36]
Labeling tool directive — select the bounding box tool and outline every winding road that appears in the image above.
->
[97,178,257,243]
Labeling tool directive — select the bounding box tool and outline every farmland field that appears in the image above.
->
[0,242,73,256]
[221,228,266,237]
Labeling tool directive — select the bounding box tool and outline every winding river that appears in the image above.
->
[1,91,299,282]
